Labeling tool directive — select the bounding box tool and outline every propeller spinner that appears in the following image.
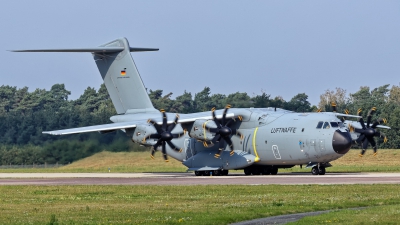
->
[205,105,243,158]
[143,110,185,162]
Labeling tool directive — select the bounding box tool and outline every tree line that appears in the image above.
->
[0,83,398,165]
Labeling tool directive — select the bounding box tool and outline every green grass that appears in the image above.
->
[0,184,400,224]
[289,205,400,224]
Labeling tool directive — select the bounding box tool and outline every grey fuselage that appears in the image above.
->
[115,107,350,167]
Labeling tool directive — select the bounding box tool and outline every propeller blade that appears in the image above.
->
[222,104,231,125]
[235,130,244,140]
[214,141,225,158]
[354,128,366,134]
[371,118,387,128]
[150,139,162,159]
[142,133,161,143]
[212,107,222,129]
[356,134,365,145]
[225,120,233,127]
[149,134,161,139]
[150,147,156,159]
[358,118,366,130]
[367,136,377,156]
[207,127,219,133]
[357,108,362,116]
[167,114,179,132]
[224,136,234,150]
[362,138,369,151]
[172,132,185,139]
[383,134,388,143]
[203,141,210,148]
[162,141,168,162]
[166,140,182,152]
[366,107,376,128]
[331,102,337,112]
[161,110,168,131]
[357,108,367,129]
[148,119,163,134]
[153,139,162,150]
[211,134,221,143]
[231,128,244,139]
[224,136,235,156]
[375,131,388,142]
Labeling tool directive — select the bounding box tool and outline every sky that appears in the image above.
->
[1,1,399,106]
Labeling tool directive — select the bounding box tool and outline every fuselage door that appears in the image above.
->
[319,139,326,152]
[272,145,281,159]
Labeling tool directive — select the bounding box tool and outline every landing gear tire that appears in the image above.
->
[311,166,319,175]
[251,168,261,175]
[270,167,278,175]
[213,170,222,176]
[203,171,211,176]
[261,167,271,175]
[195,171,204,176]
[244,168,252,175]
[222,170,229,176]
[318,167,326,175]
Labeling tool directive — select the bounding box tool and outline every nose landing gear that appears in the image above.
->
[307,162,330,175]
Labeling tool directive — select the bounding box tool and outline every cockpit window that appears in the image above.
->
[323,122,330,129]
[330,122,338,128]
[338,122,344,128]
[316,121,323,129]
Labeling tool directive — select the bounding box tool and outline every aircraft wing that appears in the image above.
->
[43,110,239,135]
[344,120,391,130]
[42,121,144,135]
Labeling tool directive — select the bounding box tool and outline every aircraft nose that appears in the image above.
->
[332,130,352,154]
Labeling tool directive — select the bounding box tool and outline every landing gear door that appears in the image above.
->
[184,138,196,159]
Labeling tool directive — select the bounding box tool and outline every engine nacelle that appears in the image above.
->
[131,124,157,146]
[189,119,217,142]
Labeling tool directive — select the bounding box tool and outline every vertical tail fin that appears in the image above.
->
[11,37,159,114]
[94,38,158,114]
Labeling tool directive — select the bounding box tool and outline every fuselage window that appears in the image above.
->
[330,122,338,128]
[323,122,330,129]
[316,121,323,129]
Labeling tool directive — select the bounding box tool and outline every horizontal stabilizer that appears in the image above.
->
[10,47,158,53]
[129,47,159,52]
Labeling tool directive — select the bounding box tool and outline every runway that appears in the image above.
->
[1,172,400,185]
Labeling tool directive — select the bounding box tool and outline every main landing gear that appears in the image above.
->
[311,165,326,175]
[244,166,278,176]
[194,170,229,176]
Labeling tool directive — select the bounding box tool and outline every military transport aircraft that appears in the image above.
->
[12,38,390,176]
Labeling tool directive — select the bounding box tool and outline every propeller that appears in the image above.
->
[205,105,243,158]
[353,107,388,157]
[143,109,185,162]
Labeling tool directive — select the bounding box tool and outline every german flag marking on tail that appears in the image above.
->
[120,68,126,76]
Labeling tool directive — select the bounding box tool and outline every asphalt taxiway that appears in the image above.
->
[1,172,400,185]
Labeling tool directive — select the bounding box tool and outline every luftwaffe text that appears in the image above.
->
[271,127,297,133]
